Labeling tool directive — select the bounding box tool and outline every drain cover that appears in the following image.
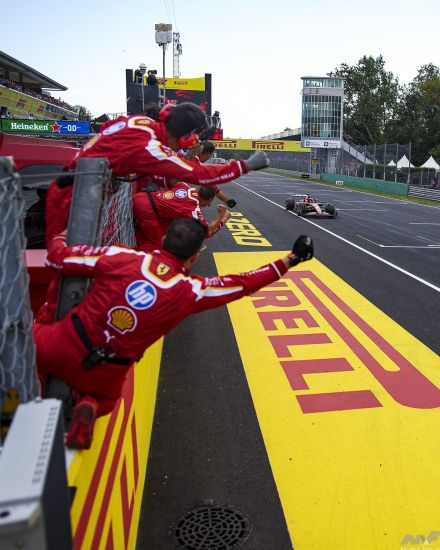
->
[175,504,252,549]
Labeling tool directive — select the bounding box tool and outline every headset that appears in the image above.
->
[159,104,202,149]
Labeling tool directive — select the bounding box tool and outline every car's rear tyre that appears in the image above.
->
[285,198,296,211]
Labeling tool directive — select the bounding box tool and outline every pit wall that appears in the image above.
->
[321,173,409,196]
[68,342,162,550]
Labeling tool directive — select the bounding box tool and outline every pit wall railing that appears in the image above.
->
[0,157,162,549]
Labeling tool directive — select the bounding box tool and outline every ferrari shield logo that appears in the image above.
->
[157,263,170,275]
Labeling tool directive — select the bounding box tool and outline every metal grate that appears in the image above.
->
[175,505,251,550]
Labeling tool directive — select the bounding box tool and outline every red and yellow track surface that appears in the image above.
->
[216,252,440,549]
[64,173,440,549]
[67,340,162,550]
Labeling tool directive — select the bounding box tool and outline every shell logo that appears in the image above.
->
[107,306,137,334]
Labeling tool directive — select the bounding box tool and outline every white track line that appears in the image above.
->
[235,181,440,293]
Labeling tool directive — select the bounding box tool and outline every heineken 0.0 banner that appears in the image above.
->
[1,119,91,135]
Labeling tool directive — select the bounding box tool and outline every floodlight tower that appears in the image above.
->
[173,32,182,78]
[155,23,173,107]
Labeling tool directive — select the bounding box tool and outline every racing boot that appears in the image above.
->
[65,396,98,450]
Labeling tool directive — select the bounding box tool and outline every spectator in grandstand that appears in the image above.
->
[34,218,314,448]
[133,184,231,249]
[0,77,76,112]
[46,102,268,244]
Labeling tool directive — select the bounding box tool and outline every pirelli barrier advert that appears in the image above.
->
[214,139,310,152]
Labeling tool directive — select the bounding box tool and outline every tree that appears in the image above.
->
[329,55,400,144]
[75,105,93,121]
[389,64,440,164]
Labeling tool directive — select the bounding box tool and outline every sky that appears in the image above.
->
[2,0,439,138]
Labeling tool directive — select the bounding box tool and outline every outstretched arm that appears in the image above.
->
[45,235,112,276]
[206,205,231,237]
[189,236,314,313]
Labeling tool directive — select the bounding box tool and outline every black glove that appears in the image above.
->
[288,235,314,266]
[56,174,74,188]
[244,151,270,171]
[226,198,237,208]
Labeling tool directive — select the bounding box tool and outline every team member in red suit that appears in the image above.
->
[133,183,231,249]
[46,102,268,244]
[34,219,313,449]
[187,141,238,208]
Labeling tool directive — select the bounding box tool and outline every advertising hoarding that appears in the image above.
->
[302,139,341,149]
[1,119,90,135]
[215,138,310,152]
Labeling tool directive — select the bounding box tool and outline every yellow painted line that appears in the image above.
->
[214,251,440,550]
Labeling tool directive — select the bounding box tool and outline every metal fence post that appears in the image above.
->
[363,146,366,178]
[56,157,113,319]
[373,143,376,179]
[46,158,112,403]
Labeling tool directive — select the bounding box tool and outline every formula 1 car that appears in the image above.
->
[285,194,337,218]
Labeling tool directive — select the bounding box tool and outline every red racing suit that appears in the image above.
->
[132,181,223,249]
[34,236,287,414]
[46,115,247,243]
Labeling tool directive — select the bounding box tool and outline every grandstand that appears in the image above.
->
[0,50,78,120]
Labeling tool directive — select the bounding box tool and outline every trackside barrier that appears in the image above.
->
[321,172,409,197]
[321,172,409,196]
[0,399,71,549]
[408,185,440,202]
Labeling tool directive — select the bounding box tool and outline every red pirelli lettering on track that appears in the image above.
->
[250,271,440,412]
[297,390,382,413]
[74,368,140,550]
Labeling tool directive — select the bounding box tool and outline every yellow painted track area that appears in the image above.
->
[214,252,440,550]
[67,339,162,550]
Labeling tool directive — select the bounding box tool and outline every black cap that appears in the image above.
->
[165,102,208,138]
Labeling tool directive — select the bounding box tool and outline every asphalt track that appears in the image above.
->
[137,172,440,549]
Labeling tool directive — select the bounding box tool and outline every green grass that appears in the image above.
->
[262,168,440,208]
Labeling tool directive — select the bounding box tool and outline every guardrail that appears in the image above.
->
[408,186,440,202]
